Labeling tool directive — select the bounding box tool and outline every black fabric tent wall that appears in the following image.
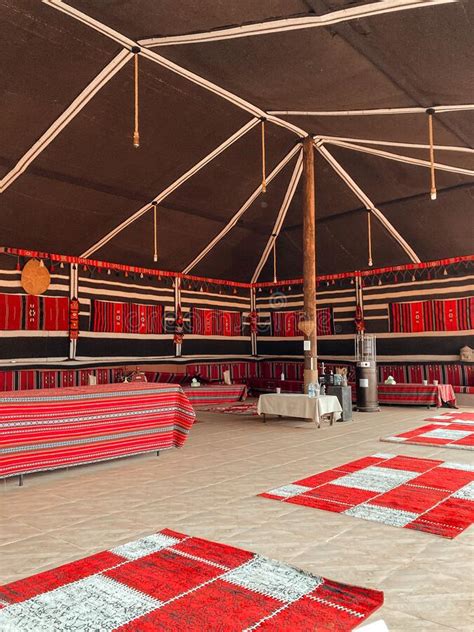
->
[0,251,472,363]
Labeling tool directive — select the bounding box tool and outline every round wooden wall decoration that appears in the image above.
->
[21,258,51,295]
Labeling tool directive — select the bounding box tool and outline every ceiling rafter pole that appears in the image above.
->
[313,135,474,154]
[251,149,303,283]
[139,0,456,47]
[81,118,260,258]
[183,144,301,274]
[269,104,474,116]
[42,0,307,139]
[302,136,318,394]
[0,49,132,193]
[314,0,469,150]
[282,181,473,231]
[42,0,135,47]
[314,141,421,263]
[317,138,474,177]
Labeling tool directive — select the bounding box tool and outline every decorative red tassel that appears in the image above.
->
[249,311,258,334]
[173,304,184,345]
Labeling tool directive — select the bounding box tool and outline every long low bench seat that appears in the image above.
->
[0,361,471,404]
[0,383,196,481]
[247,377,461,408]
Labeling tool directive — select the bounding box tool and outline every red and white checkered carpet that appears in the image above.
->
[425,412,474,423]
[0,529,383,630]
[382,418,474,451]
[260,454,474,539]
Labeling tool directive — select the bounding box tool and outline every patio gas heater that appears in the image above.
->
[355,333,379,412]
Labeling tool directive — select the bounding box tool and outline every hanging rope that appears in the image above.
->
[427,108,436,200]
[367,211,373,267]
[273,235,277,282]
[132,47,141,148]
[153,203,158,262]
[261,119,267,192]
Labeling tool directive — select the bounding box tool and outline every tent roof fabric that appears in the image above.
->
[1,0,472,281]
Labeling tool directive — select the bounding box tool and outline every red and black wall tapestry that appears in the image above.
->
[271,308,334,337]
[0,294,69,331]
[192,307,242,336]
[390,297,473,333]
[92,300,163,334]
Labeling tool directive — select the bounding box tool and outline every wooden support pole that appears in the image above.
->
[302,136,318,393]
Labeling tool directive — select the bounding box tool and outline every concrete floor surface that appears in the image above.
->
[1,404,473,630]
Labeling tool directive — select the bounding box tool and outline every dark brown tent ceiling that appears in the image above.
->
[1,0,473,281]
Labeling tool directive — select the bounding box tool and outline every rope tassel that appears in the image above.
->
[153,203,158,262]
[261,119,267,192]
[132,48,140,148]
[367,211,373,267]
[427,108,436,200]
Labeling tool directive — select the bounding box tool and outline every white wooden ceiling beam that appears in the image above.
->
[42,1,307,139]
[314,135,474,154]
[42,0,134,48]
[0,49,132,193]
[183,144,301,274]
[139,1,456,47]
[319,138,474,176]
[269,104,474,116]
[251,150,303,283]
[81,118,260,257]
[315,142,421,263]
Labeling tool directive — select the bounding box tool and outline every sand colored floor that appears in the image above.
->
[1,404,473,630]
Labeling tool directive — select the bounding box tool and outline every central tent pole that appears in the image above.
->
[302,136,318,393]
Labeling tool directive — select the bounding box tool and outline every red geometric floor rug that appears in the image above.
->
[425,411,474,423]
[196,402,259,416]
[382,421,474,450]
[259,454,474,539]
[0,529,383,631]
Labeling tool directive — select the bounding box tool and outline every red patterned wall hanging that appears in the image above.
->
[389,301,434,332]
[390,297,473,333]
[192,307,242,336]
[433,297,473,331]
[0,294,69,331]
[92,300,163,334]
[271,308,333,337]
[0,294,22,329]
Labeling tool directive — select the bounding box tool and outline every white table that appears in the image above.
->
[257,393,342,428]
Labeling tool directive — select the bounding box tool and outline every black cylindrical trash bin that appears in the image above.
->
[356,361,379,412]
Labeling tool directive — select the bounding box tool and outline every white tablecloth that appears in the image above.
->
[257,394,342,427]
